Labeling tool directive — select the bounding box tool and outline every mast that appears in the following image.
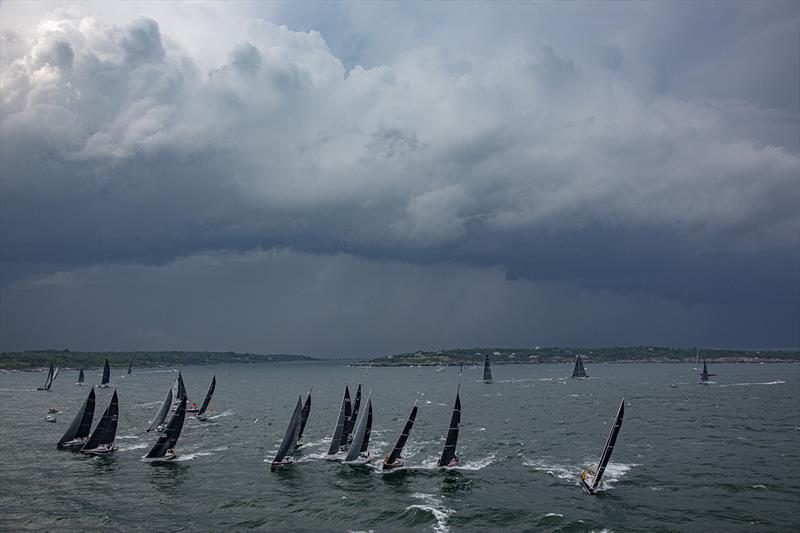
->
[147,386,173,432]
[271,397,303,470]
[327,386,350,455]
[82,390,119,452]
[57,388,96,448]
[196,376,216,418]
[78,368,85,384]
[483,354,493,383]
[100,359,110,386]
[438,385,461,467]
[144,396,187,459]
[297,390,312,444]
[385,404,418,466]
[590,398,625,491]
[345,395,372,462]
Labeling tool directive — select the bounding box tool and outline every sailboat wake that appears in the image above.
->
[719,380,786,387]
[206,409,234,420]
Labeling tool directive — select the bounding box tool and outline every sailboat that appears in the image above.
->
[483,354,493,383]
[98,359,110,388]
[195,376,216,420]
[127,361,132,375]
[382,403,418,470]
[174,372,194,411]
[344,394,373,464]
[37,363,54,391]
[698,359,716,385]
[327,386,351,456]
[147,384,173,432]
[295,390,312,448]
[57,389,96,450]
[580,398,625,495]
[271,397,303,471]
[571,355,588,379]
[52,365,60,385]
[344,384,362,448]
[437,385,461,467]
[81,390,119,455]
[143,396,187,461]
[77,368,85,386]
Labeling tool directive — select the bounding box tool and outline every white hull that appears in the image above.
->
[82,445,116,455]
[343,453,371,465]
[142,451,177,462]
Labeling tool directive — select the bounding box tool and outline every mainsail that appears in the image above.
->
[483,354,493,383]
[196,376,216,418]
[437,386,461,467]
[327,386,351,455]
[127,361,132,375]
[144,396,187,459]
[147,386,173,432]
[297,391,312,445]
[38,363,54,390]
[52,365,60,384]
[100,359,110,386]
[582,398,625,494]
[343,385,361,447]
[271,397,303,470]
[57,388,96,449]
[699,360,716,384]
[384,404,418,467]
[572,355,588,379]
[176,371,187,401]
[81,390,119,453]
[345,395,373,462]
[78,368,85,384]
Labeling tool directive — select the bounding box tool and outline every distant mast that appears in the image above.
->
[483,354,493,383]
[99,359,110,388]
[571,355,588,379]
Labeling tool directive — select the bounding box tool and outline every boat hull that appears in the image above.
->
[142,451,177,462]
[82,445,116,456]
[580,477,597,495]
[57,439,88,451]
[382,458,404,470]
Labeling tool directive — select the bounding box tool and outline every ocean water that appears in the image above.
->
[0,362,798,532]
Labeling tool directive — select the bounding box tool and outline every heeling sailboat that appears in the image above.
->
[37,363,54,391]
[343,384,362,448]
[57,388,96,450]
[327,386,351,456]
[143,396,187,461]
[196,376,216,420]
[51,365,60,386]
[580,398,625,495]
[483,354,493,383]
[147,385,173,432]
[437,385,461,467]
[77,368,85,386]
[382,404,418,470]
[81,390,119,455]
[98,359,111,388]
[698,359,716,385]
[344,394,373,463]
[571,355,588,379]
[271,397,304,471]
[295,390,312,448]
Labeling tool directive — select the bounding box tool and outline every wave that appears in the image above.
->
[119,442,148,452]
[207,409,234,420]
[406,493,454,533]
[719,380,786,387]
[175,446,227,462]
[417,454,496,471]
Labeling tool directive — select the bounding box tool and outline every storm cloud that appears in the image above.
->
[1,2,798,354]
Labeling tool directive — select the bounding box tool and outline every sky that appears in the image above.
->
[0,1,798,357]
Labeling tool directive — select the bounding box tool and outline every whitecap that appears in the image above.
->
[407,493,454,533]
[207,409,234,420]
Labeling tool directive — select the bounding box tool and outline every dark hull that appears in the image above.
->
[81,445,116,456]
[57,439,88,451]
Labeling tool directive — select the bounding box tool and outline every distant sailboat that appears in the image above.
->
[383,404,418,470]
[344,395,373,463]
[483,354,493,383]
[699,359,716,385]
[295,390,312,448]
[37,363,54,391]
[571,355,588,379]
[127,361,132,375]
[147,385,173,432]
[327,386,351,455]
[57,389,96,450]
[344,384,362,448]
[143,396,187,461]
[77,368,85,386]
[196,376,216,420]
[437,385,461,467]
[81,390,119,455]
[271,397,303,471]
[98,359,110,388]
[52,365,60,385]
[580,398,625,495]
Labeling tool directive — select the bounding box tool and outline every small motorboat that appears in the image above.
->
[47,407,59,414]
[45,415,57,423]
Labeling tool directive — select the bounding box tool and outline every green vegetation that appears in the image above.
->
[0,350,317,370]
[363,346,800,366]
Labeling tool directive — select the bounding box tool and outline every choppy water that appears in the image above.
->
[1,362,798,532]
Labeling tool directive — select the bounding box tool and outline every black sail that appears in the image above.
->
[345,396,372,462]
[196,376,216,418]
[327,386,350,455]
[271,396,303,470]
[438,386,461,467]
[82,390,119,451]
[341,386,355,447]
[590,398,625,491]
[483,354,493,382]
[41,363,54,390]
[52,365,60,385]
[176,372,187,401]
[145,396,187,459]
[572,355,588,378]
[700,360,715,382]
[78,368,84,383]
[386,405,418,466]
[100,359,110,385]
[297,391,312,442]
[147,387,173,432]
[127,361,132,375]
[57,388,96,448]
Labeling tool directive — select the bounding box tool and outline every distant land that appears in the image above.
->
[0,350,317,371]
[362,346,800,366]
